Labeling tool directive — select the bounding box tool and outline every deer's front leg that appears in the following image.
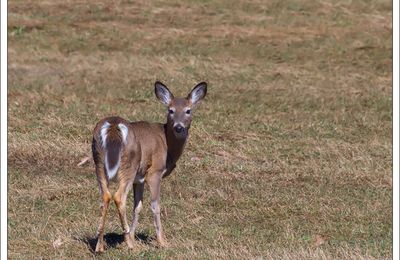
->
[147,174,166,247]
[129,183,144,240]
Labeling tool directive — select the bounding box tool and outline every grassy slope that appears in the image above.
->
[8,0,392,259]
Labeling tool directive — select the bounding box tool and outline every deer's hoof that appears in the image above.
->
[95,242,105,253]
[125,233,134,249]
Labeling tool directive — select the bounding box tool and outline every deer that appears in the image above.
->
[91,81,207,252]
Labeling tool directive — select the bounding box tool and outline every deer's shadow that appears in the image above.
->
[80,231,154,253]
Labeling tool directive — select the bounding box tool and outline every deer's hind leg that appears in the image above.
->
[95,164,112,253]
[113,164,138,249]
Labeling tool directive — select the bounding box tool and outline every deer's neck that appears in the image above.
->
[164,124,187,166]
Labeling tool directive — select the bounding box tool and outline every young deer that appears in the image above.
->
[91,81,207,252]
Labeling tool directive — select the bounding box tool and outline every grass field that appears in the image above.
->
[8,0,392,259]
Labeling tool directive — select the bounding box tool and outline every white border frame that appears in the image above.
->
[0,1,398,259]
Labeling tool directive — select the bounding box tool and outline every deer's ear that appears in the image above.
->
[155,81,174,105]
[188,82,207,105]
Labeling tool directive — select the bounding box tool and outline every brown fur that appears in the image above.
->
[104,124,123,170]
[91,82,207,252]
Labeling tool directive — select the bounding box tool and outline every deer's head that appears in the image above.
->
[155,81,207,138]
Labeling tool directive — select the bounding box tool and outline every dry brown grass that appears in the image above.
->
[8,0,392,259]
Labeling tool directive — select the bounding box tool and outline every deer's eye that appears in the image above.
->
[186,109,191,115]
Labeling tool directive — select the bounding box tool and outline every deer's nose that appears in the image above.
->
[174,125,184,133]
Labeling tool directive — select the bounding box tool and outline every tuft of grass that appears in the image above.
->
[8,0,391,259]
